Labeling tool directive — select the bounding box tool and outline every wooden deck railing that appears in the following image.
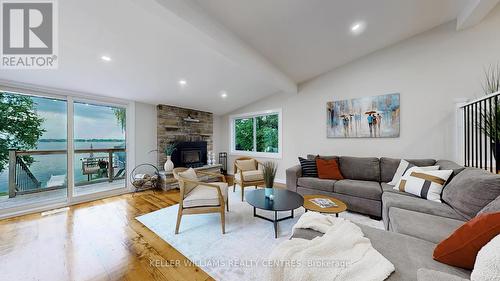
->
[8,148,126,198]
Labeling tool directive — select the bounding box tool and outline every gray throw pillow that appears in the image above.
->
[442,168,500,220]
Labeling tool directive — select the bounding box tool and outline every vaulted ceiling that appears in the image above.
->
[194,0,470,83]
[1,0,494,114]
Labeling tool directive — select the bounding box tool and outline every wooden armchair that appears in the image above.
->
[233,157,265,201]
[173,167,228,234]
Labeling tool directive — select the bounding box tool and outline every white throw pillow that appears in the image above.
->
[398,169,453,202]
[178,168,198,194]
[393,165,440,190]
[471,234,500,281]
[388,159,410,185]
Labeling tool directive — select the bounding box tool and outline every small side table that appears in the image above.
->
[302,194,347,217]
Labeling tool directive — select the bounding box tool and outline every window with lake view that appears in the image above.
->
[0,90,128,211]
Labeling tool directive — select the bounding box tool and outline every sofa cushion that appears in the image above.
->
[380,157,436,183]
[307,154,339,161]
[388,207,464,244]
[417,269,469,281]
[339,156,380,181]
[297,177,335,192]
[235,170,263,182]
[334,179,382,201]
[442,167,500,220]
[183,182,228,208]
[292,224,471,281]
[477,195,500,215]
[435,160,465,183]
[433,212,500,270]
[382,192,465,230]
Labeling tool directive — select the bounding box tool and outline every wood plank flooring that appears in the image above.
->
[0,190,214,281]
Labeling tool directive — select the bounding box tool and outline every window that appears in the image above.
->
[0,85,132,216]
[230,110,282,158]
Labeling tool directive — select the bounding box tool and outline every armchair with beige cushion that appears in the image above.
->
[233,157,265,201]
[173,167,228,234]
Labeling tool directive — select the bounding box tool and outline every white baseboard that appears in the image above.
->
[274,178,286,184]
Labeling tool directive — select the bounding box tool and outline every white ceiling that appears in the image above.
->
[194,0,470,83]
[0,0,293,115]
[0,0,476,114]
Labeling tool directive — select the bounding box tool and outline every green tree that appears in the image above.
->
[235,118,254,151]
[256,114,278,152]
[0,92,45,173]
[112,108,126,132]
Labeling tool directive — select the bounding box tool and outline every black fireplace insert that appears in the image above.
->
[171,141,207,168]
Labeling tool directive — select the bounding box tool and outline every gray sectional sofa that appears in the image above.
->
[287,155,441,218]
[286,155,500,281]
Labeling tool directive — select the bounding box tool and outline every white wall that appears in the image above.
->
[135,102,158,166]
[216,5,500,180]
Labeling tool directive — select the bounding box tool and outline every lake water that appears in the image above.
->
[0,141,126,194]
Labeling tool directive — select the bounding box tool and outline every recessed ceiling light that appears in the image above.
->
[178,80,187,86]
[220,91,228,98]
[101,55,111,62]
[350,21,366,35]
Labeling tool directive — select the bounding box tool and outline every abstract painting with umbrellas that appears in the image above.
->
[327,93,400,138]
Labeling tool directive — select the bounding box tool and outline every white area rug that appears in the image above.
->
[136,188,384,281]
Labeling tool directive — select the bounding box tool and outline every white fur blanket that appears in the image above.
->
[266,212,395,281]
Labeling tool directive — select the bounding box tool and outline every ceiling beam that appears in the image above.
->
[152,0,297,94]
[457,0,500,30]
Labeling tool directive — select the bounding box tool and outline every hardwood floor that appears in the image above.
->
[0,190,214,281]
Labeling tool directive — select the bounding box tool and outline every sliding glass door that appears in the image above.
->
[72,101,127,196]
[0,89,129,215]
[0,91,68,210]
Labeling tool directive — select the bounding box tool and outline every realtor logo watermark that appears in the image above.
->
[1,0,58,69]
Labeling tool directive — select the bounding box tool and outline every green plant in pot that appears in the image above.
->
[263,161,277,198]
[478,64,500,165]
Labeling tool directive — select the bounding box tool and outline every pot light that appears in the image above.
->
[178,79,187,86]
[350,21,366,35]
[220,91,228,98]
[101,55,111,62]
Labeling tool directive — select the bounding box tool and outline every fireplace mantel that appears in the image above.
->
[157,104,213,168]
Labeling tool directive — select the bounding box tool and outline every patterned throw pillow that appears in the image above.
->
[298,157,318,177]
[393,165,440,189]
[399,170,453,202]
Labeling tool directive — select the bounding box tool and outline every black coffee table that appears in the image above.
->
[246,189,304,238]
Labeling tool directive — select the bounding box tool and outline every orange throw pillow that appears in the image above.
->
[316,158,344,180]
[433,212,500,269]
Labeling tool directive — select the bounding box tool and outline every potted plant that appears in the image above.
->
[163,143,177,172]
[263,161,277,198]
[478,64,500,163]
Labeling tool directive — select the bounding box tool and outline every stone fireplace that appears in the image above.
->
[156,104,213,169]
